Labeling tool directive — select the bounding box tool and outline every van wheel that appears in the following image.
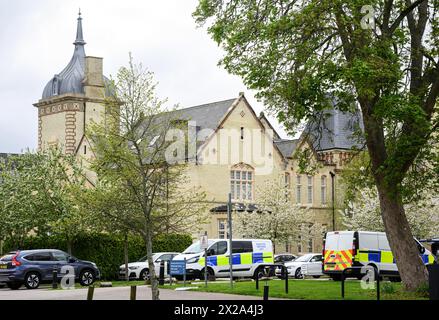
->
[389,276,401,282]
[312,275,321,279]
[200,268,215,280]
[331,275,342,281]
[253,266,265,280]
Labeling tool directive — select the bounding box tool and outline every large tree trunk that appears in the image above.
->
[376,185,428,290]
[361,100,429,291]
[66,238,73,256]
[145,228,160,300]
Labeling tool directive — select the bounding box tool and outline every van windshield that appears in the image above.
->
[183,240,215,254]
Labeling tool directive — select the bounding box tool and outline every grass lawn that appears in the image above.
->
[160,279,428,300]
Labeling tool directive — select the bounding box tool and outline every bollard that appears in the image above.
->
[52,269,58,289]
[87,286,95,300]
[130,285,137,300]
[284,266,288,294]
[428,264,439,300]
[159,260,165,286]
[263,285,269,300]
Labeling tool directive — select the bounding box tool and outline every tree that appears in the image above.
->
[341,188,439,239]
[194,0,439,290]
[234,178,321,251]
[87,55,207,300]
[0,148,87,252]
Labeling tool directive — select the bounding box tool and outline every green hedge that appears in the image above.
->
[3,233,192,280]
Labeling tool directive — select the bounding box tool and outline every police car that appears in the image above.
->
[322,231,435,281]
[172,239,273,280]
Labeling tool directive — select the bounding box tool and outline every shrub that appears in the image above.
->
[3,233,192,280]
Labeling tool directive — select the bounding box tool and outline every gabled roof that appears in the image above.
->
[274,139,299,158]
[171,98,236,131]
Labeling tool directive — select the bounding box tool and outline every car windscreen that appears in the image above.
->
[183,240,215,254]
[295,254,312,262]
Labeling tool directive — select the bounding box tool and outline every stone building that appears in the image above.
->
[32,13,363,254]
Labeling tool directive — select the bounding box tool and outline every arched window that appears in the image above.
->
[231,163,254,201]
[321,176,327,205]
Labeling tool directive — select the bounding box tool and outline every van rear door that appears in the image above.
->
[324,232,354,272]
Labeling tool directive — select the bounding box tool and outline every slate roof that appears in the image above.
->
[170,98,236,131]
[274,139,299,158]
[42,12,112,99]
[303,108,364,151]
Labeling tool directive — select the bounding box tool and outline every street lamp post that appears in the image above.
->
[330,171,336,231]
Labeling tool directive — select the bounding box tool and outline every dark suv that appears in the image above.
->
[0,249,100,290]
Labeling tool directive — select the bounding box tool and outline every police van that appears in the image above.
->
[172,239,273,280]
[322,231,435,280]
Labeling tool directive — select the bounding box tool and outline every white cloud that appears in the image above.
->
[0,0,289,153]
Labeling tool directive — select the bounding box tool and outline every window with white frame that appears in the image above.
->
[218,219,227,239]
[321,175,327,205]
[307,176,313,204]
[231,164,254,201]
[296,175,302,204]
[297,235,302,253]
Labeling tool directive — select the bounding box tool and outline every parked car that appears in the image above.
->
[0,253,15,288]
[276,253,323,279]
[118,252,179,281]
[0,249,100,290]
[274,253,297,265]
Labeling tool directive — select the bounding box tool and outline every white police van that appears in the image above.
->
[172,239,273,280]
[322,231,435,280]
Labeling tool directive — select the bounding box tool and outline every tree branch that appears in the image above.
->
[388,0,427,35]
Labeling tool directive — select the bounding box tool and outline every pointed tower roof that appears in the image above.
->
[42,11,87,99]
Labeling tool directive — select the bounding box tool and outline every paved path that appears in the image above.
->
[0,285,266,300]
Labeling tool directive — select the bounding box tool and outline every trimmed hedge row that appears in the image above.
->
[4,233,192,280]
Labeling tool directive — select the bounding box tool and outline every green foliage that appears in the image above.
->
[382,282,396,295]
[0,147,87,247]
[3,233,192,280]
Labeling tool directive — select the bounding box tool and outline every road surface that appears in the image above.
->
[0,285,267,300]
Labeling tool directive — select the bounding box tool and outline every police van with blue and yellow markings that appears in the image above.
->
[172,239,274,280]
[323,231,435,280]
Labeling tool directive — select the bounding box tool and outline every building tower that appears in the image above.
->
[33,11,112,156]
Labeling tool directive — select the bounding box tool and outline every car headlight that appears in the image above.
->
[91,263,97,268]
[129,266,139,270]
[187,257,199,264]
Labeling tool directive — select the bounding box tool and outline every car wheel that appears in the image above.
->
[313,275,321,279]
[7,282,22,290]
[24,272,41,289]
[139,269,150,281]
[79,269,95,286]
[294,268,303,279]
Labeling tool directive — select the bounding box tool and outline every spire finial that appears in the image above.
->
[74,10,86,46]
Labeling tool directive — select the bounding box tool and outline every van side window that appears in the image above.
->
[209,241,228,256]
[232,241,253,253]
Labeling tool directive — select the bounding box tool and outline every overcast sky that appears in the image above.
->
[0,0,290,154]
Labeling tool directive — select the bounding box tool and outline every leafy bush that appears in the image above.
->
[3,233,192,280]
